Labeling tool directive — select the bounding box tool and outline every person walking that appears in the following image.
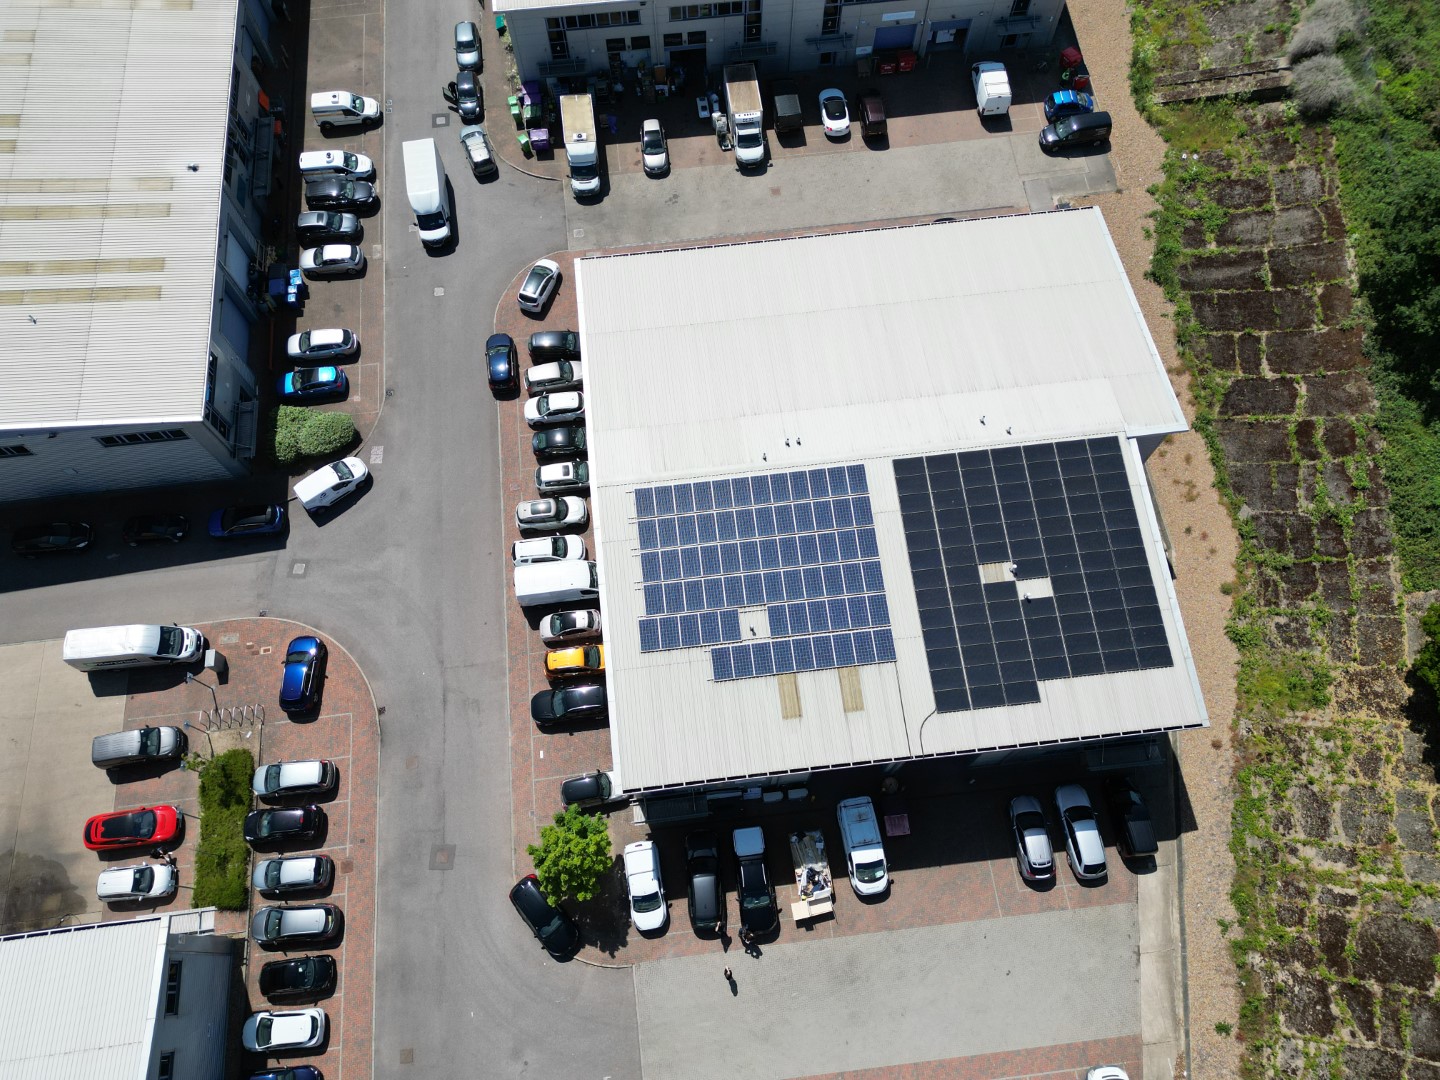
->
[723,966,733,981]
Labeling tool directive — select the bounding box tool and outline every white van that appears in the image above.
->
[402,138,453,248]
[298,149,375,181]
[311,91,381,132]
[515,561,598,607]
[294,457,369,512]
[63,624,205,671]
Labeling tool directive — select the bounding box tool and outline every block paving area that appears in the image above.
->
[113,617,379,1080]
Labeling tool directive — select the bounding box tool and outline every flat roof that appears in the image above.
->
[576,210,1207,793]
[0,0,238,431]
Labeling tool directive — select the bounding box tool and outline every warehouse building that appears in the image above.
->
[0,0,288,501]
[575,208,1208,796]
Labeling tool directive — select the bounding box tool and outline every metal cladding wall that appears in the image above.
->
[0,425,234,503]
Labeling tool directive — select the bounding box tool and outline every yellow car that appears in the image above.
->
[546,644,605,681]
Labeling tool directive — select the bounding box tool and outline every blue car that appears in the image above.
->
[280,636,329,713]
[277,367,348,403]
[1043,89,1095,124]
[209,504,286,539]
[486,333,518,394]
[249,1069,323,1080]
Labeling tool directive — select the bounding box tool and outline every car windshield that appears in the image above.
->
[294,370,323,390]
[332,461,354,482]
[223,507,269,530]
[584,646,601,667]
[741,888,770,909]
[854,859,885,883]
[572,163,599,179]
[141,727,162,755]
[101,810,155,838]
[263,764,283,790]
[824,98,846,119]
[643,131,663,151]
[132,866,154,891]
[417,210,447,229]
[285,647,312,664]
[255,1017,274,1044]
[263,861,282,889]
[1057,117,1078,137]
[259,813,291,837]
[265,909,283,936]
[736,132,762,149]
[157,626,182,655]
[633,889,663,913]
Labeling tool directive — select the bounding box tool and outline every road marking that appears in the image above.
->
[291,562,306,577]
[434,286,445,297]
[573,227,585,239]
[370,445,384,464]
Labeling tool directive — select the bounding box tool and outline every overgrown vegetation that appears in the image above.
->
[191,747,254,910]
[527,806,612,904]
[1412,602,1440,698]
[264,406,357,467]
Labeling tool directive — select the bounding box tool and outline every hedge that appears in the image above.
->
[265,406,357,467]
[191,747,255,910]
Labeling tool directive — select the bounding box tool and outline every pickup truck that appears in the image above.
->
[836,796,889,896]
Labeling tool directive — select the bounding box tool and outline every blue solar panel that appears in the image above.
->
[679,614,701,648]
[732,643,755,678]
[716,510,737,542]
[859,527,879,559]
[813,501,836,531]
[752,641,774,676]
[793,636,816,670]
[848,464,868,494]
[759,538,781,570]
[674,483,694,514]
[700,545,722,576]
[736,508,756,539]
[828,597,849,630]
[644,584,664,616]
[684,580,705,611]
[782,568,803,602]
[712,647,734,681]
[793,502,816,533]
[724,575,746,606]
[681,548,702,579]
[639,520,659,550]
[743,574,765,605]
[658,517,679,548]
[636,488,657,518]
[774,504,796,535]
[700,610,721,645]
[813,635,835,668]
[787,602,809,635]
[818,531,840,563]
[808,600,830,632]
[823,565,845,596]
[641,551,661,583]
[661,549,682,581]
[848,595,870,628]
[740,540,761,572]
[763,571,785,603]
[704,577,727,609]
[779,536,800,567]
[697,514,718,544]
[664,582,685,614]
[842,562,865,594]
[693,481,713,512]
[768,605,788,637]
[654,486,675,516]
[720,609,742,642]
[798,533,820,563]
[838,530,860,562]
[789,471,810,499]
[772,639,794,674]
[659,616,681,649]
[755,505,776,537]
[874,628,896,662]
[639,618,660,652]
[732,476,752,507]
[809,468,830,499]
[712,478,733,509]
[771,473,792,501]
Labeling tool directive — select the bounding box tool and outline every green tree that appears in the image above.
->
[1413,602,1440,698]
[526,806,612,903]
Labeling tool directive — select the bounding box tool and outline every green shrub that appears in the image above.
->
[1292,54,1360,118]
[297,411,356,458]
[192,747,254,910]
[526,806,612,904]
[266,406,357,466]
[1413,603,1440,696]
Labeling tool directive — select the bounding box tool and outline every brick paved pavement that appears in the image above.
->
[114,618,379,1080]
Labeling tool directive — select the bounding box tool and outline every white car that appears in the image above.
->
[286,327,358,361]
[242,1008,327,1052]
[517,258,561,313]
[835,796,888,896]
[460,124,497,178]
[252,855,335,896]
[540,609,602,644]
[97,863,176,902]
[1086,1070,1130,1080]
[525,360,584,395]
[535,461,590,494]
[1054,784,1107,880]
[819,88,850,138]
[299,244,366,278]
[624,840,668,933]
[297,149,374,180]
[294,457,369,513]
[1009,795,1055,881]
[640,118,669,176]
[513,535,587,565]
[524,391,585,428]
[253,759,337,801]
[516,497,588,532]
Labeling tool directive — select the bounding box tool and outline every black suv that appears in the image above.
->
[1105,777,1159,859]
[259,955,339,1003]
[685,831,725,935]
[509,874,580,954]
[305,177,376,211]
[528,330,581,361]
[530,682,607,725]
[532,425,587,461]
[244,805,325,849]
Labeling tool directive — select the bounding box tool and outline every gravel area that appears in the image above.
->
[1061,3,1244,1077]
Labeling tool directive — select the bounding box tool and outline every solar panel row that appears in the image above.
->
[637,497,875,550]
[640,525,881,580]
[711,628,898,681]
[641,559,886,618]
[634,464,869,518]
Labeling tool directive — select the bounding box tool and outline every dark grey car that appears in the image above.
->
[528,330,580,361]
[296,211,361,245]
[304,178,376,211]
[685,830,725,934]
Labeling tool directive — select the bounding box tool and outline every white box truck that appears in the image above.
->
[724,64,765,168]
[971,61,1012,116]
[560,94,601,198]
[63,624,205,671]
[402,138,453,247]
[514,560,599,606]
[836,796,890,896]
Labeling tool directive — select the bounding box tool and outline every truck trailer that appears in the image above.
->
[560,93,601,198]
[723,64,765,168]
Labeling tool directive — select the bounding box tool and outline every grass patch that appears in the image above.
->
[191,747,254,910]
[1157,101,1250,153]
[1237,649,1333,719]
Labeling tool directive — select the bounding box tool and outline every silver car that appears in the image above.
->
[299,244,366,279]
[460,124,498,178]
[454,21,481,70]
[540,609,602,644]
[1008,795,1054,881]
[1054,784,1107,880]
[641,119,669,176]
[515,497,589,532]
[252,855,335,896]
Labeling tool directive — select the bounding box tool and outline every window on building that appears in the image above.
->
[744,11,761,40]
[0,444,33,458]
[1009,0,1031,13]
[95,430,190,448]
[822,2,840,32]
[632,35,650,49]
[164,961,182,1015]
[688,29,707,44]
[663,31,683,46]
[157,1053,175,1080]
[606,36,626,50]
[669,0,758,19]
[549,28,569,60]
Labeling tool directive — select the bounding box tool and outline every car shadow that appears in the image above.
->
[862,133,890,151]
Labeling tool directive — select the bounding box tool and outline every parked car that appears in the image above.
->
[509,873,580,954]
[836,796,889,896]
[1043,89,1095,123]
[454,20,481,69]
[623,840,667,932]
[259,955,338,1003]
[857,89,886,138]
[121,515,188,546]
[294,458,367,514]
[560,770,615,808]
[13,522,91,556]
[279,636,328,713]
[84,805,182,851]
[516,496,588,532]
[819,88,850,137]
[685,830,725,934]
[460,124,498,178]
[733,826,778,935]
[1009,795,1055,881]
[532,425,587,461]
[524,391,585,428]
[97,862,177,902]
[297,149,374,181]
[513,535,586,565]
[296,210,360,244]
[253,760,338,802]
[1054,784,1107,880]
[1039,111,1112,154]
[524,360,584,395]
[253,855,336,897]
[539,608,602,644]
[300,244,365,279]
[535,461,589,493]
[287,328,358,362]
[528,329,580,361]
[209,504,285,539]
[530,682,607,724]
[1105,777,1159,859]
[244,805,325,849]
[304,177,376,211]
[517,258,561,313]
[276,367,349,403]
[444,71,481,123]
[1086,1069,1130,1080]
[486,333,518,394]
[546,644,604,681]
[251,904,342,948]
[242,1009,327,1053]
[247,1068,323,1080]
[640,119,669,176]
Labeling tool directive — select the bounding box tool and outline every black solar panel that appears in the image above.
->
[895,437,1173,712]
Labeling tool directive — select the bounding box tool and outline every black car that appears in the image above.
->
[736,846,778,936]
[13,522,92,556]
[530,682,607,725]
[122,515,188,546]
[532,425,587,461]
[685,830,725,935]
[445,70,482,123]
[528,330,580,361]
[559,771,613,809]
[259,955,339,1003]
[305,177,377,211]
[244,805,325,849]
[486,333,518,394]
[509,874,580,955]
[1039,110,1112,154]
[296,210,360,245]
[1105,777,1159,859]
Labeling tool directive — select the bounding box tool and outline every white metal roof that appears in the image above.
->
[576,210,1206,792]
[0,0,238,430]
[0,916,169,1080]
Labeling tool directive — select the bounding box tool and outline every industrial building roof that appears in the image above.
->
[576,210,1207,793]
[0,0,237,430]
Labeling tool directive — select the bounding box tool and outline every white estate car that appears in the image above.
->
[515,497,588,532]
[524,391,585,428]
[97,863,177,902]
[524,360,584,395]
[242,1008,328,1052]
[1054,784,1107,880]
[513,535,587,565]
[299,244,366,278]
[252,759,338,801]
[539,609,602,644]
[624,840,668,933]
[535,461,590,494]
[286,327,358,361]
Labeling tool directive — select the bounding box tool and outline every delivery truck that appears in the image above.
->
[402,137,453,247]
[723,64,765,168]
[560,93,601,198]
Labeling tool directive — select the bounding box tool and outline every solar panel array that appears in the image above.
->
[633,465,896,681]
[896,437,1173,713]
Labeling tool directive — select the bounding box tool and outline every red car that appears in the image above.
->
[83,805,183,851]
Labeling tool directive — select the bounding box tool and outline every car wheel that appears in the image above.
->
[320,121,335,133]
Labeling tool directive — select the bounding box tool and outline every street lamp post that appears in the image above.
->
[182,719,215,758]
[186,671,219,711]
